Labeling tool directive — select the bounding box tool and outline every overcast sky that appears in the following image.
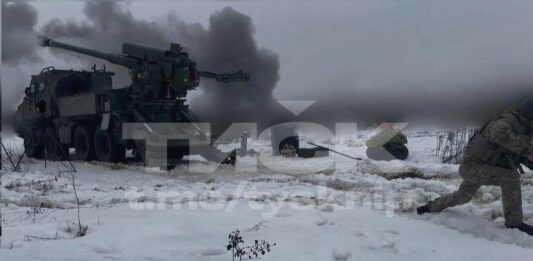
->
[4,0,533,126]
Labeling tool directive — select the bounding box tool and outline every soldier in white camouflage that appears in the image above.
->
[417,100,533,237]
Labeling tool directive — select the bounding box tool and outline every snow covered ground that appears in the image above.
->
[2,129,533,260]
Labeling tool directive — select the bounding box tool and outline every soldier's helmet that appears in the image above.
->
[517,98,533,120]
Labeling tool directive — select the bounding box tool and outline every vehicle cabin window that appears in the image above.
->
[56,74,91,97]
[31,82,45,94]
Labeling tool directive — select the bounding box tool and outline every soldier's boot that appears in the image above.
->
[506,223,533,237]
[425,180,480,213]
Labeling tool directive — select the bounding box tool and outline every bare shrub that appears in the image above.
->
[436,128,476,164]
[21,193,50,223]
[68,171,88,237]
[226,229,275,260]
[1,141,29,173]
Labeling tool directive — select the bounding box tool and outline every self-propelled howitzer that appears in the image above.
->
[14,37,249,167]
[39,36,249,100]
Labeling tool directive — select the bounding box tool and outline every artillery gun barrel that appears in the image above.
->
[39,36,133,67]
[199,70,250,83]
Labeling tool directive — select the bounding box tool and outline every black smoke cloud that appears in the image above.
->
[41,1,281,133]
[2,1,41,65]
[41,1,171,64]
[5,1,533,132]
[2,1,42,127]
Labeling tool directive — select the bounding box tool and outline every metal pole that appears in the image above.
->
[307,142,363,160]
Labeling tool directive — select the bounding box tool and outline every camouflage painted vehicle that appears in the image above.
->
[14,37,248,166]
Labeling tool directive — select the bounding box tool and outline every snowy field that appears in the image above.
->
[2,129,533,260]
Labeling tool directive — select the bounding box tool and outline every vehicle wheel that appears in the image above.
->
[23,128,43,159]
[73,124,95,161]
[94,130,125,162]
[44,127,65,161]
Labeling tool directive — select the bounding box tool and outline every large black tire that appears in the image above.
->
[94,130,125,163]
[73,124,95,161]
[44,127,66,161]
[23,128,43,159]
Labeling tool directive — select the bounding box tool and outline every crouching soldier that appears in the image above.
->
[417,100,533,236]
[366,123,409,161]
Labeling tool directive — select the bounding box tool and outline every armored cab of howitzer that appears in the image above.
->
[15,37,249,166]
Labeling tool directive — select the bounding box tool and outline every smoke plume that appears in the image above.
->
[41,1,280,133]
[2,1,43,128]
[2,1,41,65]
[5,0,533,132]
